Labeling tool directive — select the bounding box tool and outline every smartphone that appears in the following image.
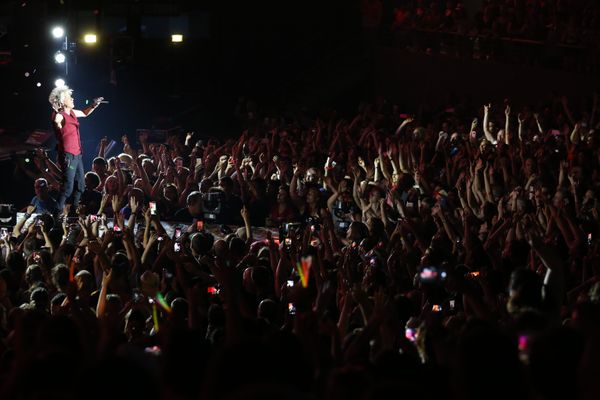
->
[113,225,121,232]
[588,233,592,246]
[90,214,98,222]
[144,345,161,356]
[467,271,480,278]
[33,251,41,263]
[310,224,320,233]
[419,266,447,283]
[207,286,220,295]
[174,228,182,239]
[35,218,43,227]
[288,303,296,315]
[432,304,442,312]
[405,327,417,342]
[0,227,7,239]
[518,334,530,363]
[196,220,204,231]
[149,201,157,216]
[284,238,292,246]
[449,299,456,310]
[286,280,294,288]
[174,242,181,253]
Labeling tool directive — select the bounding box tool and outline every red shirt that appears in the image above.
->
[53,110,82,155]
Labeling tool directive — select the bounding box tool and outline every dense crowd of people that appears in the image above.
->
[1,92,600,399]
[363,0,600,45]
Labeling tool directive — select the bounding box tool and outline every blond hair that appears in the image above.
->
[48,85,73,112]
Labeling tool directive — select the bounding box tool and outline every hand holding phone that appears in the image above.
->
[149,201,157,216]
[288,303,296,315]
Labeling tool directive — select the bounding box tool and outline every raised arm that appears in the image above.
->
[73,97,104,118]
[394,116,414,136]
[504,105,511,145]
[483,104,497,145]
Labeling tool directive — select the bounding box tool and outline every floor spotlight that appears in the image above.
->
[54,78,65,88]
[171,34,183,43]
[83,34,97,44]
[54,51,66,64]
[52,26,64,39]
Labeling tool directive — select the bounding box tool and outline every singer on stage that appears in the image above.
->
[48,85,104,212]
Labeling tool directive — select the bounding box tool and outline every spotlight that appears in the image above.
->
[36,82,41,87]
[83,34,97,44]
[171,34,183,43]
[54,51,66,64]
[54,78,65,88]
[52,26,64,39]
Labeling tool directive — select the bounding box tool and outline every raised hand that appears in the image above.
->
[471,118,478,131]
[101,268,113,286]
[130,196,139,214]
[358,157,366,169]
[240,206,249,222]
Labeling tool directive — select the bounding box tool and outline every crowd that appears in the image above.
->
[1,92,600,399]
[372,0,600,44]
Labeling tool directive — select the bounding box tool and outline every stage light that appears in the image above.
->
[52,26,64,39]
[54,78,65,88]
[54,51,66,64]
[36,82,41,87]
[83,34,97,44]
[171,34,183,43]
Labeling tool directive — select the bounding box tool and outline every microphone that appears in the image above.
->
[85,99,109,105]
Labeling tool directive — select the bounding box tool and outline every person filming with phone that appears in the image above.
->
[48,85,104,214]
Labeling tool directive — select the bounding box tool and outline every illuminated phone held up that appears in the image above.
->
[149,201,157,216]
[288,303,296,315]
[418,266,447,284]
